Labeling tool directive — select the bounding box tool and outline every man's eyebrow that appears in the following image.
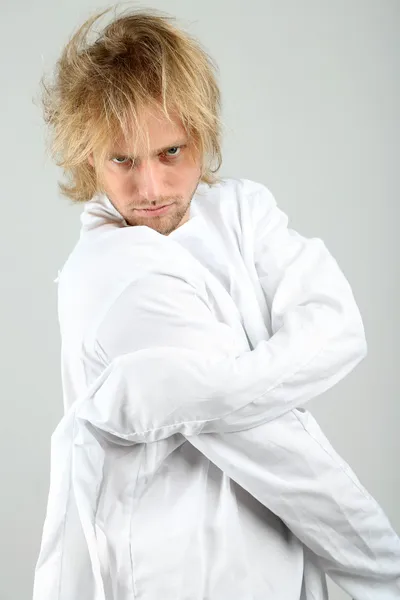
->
[109,139,188,158]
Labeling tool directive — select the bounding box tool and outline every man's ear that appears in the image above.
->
[88,153,94,167]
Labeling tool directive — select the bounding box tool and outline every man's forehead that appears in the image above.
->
[108,135,189,157]
[110,106,187,150]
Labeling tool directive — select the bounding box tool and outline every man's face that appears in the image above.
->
[89,106,202,235]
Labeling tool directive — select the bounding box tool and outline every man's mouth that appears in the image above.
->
[134,204,173,217]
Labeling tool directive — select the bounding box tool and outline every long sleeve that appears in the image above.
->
[86,180,368,437]
[189,414,400,600]
[79,270,400,600]
[88,257,367,441]
[249,181,368,419]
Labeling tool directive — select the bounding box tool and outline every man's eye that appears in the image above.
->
[164,146,181,157]
[111,157,132,165]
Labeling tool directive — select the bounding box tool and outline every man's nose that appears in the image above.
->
[134,159,161,201]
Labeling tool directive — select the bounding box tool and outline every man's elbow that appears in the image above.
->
[351,328,368,370]
[357,327,368,360]
[338,308,368,373]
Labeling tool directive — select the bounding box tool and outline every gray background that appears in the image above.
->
[0,1,398,599]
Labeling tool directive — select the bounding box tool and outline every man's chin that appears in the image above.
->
[126,214,183,236]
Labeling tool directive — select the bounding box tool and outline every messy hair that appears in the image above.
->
[40,5,224,202]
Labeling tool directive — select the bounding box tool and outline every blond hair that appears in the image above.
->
[40,5,224,202]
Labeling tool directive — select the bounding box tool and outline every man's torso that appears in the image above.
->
[56,178,323,600]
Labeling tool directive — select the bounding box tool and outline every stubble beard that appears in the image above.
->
[126,198,191,235]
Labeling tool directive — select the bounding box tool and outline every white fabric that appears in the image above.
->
[33,178,400,600]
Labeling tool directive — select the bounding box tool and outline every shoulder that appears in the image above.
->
[199,177,277,214]
[58,225,210,321]
[194,177,280,234]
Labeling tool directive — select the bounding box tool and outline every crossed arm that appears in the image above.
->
[86,185,368,440]
[77,278,399,599]
[74,187,399,598]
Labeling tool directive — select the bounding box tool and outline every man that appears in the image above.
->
[34,7,400,600]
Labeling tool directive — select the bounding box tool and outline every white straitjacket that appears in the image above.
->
[33,178,400,600]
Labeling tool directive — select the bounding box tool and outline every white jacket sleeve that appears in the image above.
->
[88,256,366,439]
[250,182,368,418]
[189,414,400,600]
[79,272,400,600]
[87,183,367,436]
